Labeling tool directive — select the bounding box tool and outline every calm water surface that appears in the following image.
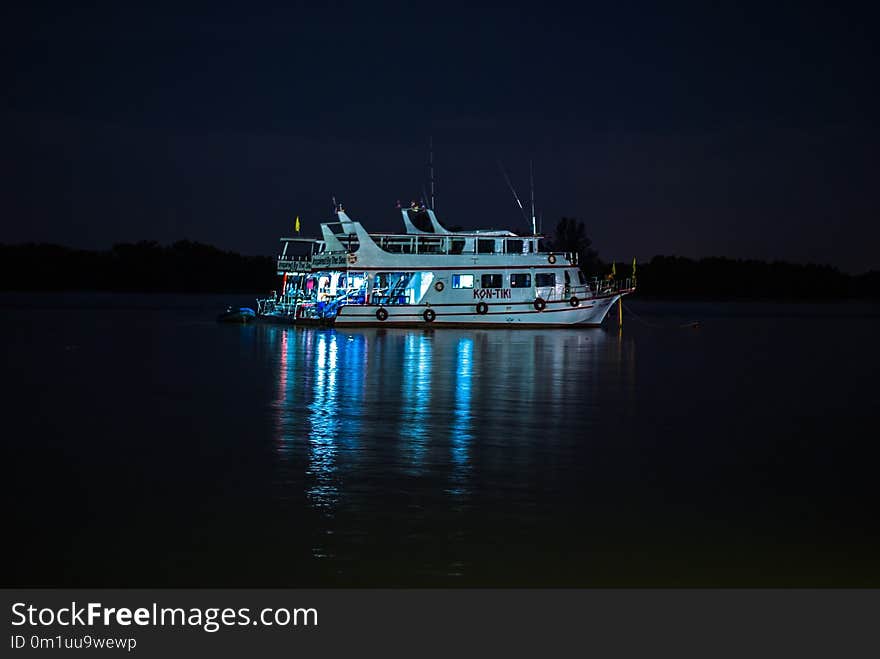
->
[2,294,878,586]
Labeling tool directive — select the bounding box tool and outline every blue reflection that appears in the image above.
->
[400,333,433,475]
[269,326,624,534]
[448,337,473,496]
[336,333,365,449]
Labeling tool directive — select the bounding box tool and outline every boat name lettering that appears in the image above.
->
[311,254,349,268]
[473,288,512,300]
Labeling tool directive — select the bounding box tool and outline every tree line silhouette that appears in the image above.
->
[2,229,878,299]
[0,241,277,293]
[546,217,879,300]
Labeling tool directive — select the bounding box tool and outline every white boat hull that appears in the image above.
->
[334,294,624,327]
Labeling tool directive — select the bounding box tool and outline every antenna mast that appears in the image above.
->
[429,136,435,210]
[497,160,529,226]
[529,160,536,235]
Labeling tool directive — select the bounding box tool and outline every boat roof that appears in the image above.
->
[280,208,543,242]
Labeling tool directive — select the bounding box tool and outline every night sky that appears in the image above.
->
[3,2,877,271]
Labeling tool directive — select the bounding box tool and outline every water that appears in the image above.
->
[2,293,878,586]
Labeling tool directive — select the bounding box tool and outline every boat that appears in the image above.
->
[256,205,634,327]
[217,306,256,323]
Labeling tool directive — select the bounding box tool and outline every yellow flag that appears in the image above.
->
[295,216,300,233]
[611,261,616,277]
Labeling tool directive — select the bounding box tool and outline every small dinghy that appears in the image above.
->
[217,306,256,323]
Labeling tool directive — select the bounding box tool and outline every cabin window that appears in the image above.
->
[577,270,587,285]
[452,274,474,289]
[477,239,496,254]
[536,273,556,287]
[510,273,531,288]
[506,239,523,254]
[481,274,502,288]
[564,271,571,285]
[449,239,465,254]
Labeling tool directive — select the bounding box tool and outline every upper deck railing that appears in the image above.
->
[299,231,559,258]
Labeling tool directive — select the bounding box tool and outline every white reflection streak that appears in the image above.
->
[307,333,339,511]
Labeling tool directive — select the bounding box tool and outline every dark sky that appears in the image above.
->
[2,1,877,271]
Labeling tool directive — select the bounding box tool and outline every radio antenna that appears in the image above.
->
[428,136,435,210]
[529,159,536,235]
[497,160,529,226]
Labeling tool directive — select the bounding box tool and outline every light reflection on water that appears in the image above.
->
[264,325,640,576]
[6,295,880,587]
[449,337,473,498]
[400,333,432,476]
[307,332,340,511]
[268,327,620,520]
[6,294,879,587]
